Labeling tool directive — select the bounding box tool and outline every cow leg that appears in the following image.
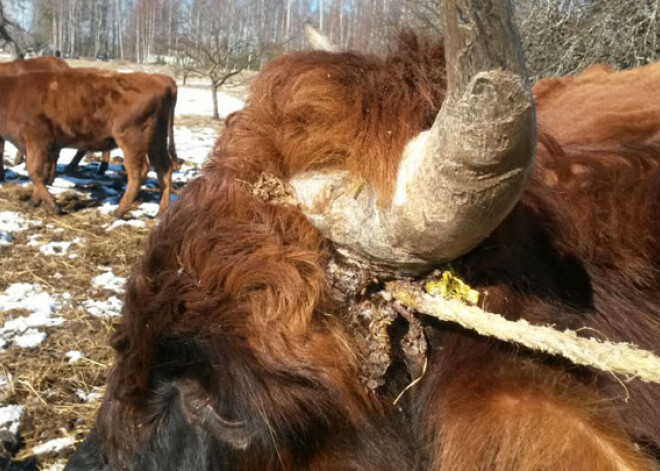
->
[26,144,61,214]
[139,160,149,180]
[46,149,60,185]
[0,137,5,182]
[115,150,146,218]
[98,151,110,175]
[65,149,86,175]
[13,150,24,166]
[415,336,657,471]
[148,141,173,215]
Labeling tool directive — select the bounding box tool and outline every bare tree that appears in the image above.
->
[184,41,250,120]
[0,0,24,57]
[1,0,657,73]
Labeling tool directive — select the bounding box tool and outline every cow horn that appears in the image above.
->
[303,23,340,52]
[291,0,536,274]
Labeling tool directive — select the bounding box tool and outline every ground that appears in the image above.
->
[0,60,246,470]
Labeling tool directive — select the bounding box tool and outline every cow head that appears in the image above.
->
[293,0,536,274]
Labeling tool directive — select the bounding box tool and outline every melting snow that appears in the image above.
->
[97,203,119,215]
[75,388,102,403]
[66,350,83,364]
[92,271,126,294]
[0,211,41,236]
[50,177,75,188]
[174,126,218,166]
[0,405,24,435]
[27,234,42,246]
[0,232,12,246]
[0,283,62,350]
[13,329,48,348]
[39,238,82,256]
[106,219,146,231]
[83,296,123,318]
[32,436,76,455]
[177,86,244,119]
[129,202,160,219]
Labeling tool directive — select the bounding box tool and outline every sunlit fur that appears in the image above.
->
[67,36,659,470]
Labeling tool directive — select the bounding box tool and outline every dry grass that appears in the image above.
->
[175,114,225,131]
[67,58,176,75]
[0,185,155,469]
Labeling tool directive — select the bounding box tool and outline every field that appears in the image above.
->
[0,61,246,470]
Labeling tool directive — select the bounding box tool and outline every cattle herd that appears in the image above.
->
[0,55,177,217]
[0,0,658,469]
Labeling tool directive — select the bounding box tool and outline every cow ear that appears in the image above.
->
[175,379,254,450]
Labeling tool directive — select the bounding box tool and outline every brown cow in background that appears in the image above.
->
[0,68,175,216]
[0,56,70,168]
[62,73,179,175]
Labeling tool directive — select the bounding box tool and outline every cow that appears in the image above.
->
[0,56,69,167]
[66,0,659,469]
[62,73,179,175]
[0,68,176,216]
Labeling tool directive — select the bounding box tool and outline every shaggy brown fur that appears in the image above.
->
[67,35,659,470]
[534,61,660,147]
[0,68,176,216]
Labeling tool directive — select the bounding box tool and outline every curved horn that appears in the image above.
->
[303,23,340,52]
[291,0,536,274]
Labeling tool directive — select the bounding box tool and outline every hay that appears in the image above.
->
[387,280,660,384]
[0,184,153,468]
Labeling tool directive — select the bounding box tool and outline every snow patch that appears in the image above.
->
[177,86,244,119]
[39,238,82,256]
[50,177,76,188]
[92,271,126,294]
[0,283,62,350]
[13,328,47,348]
[66,350,83,364]
[27,234,42,247]
[174,126,218,166]
[0,211,41,235]
[75,388,102,403]
[97,203,119,215]
[0,405,24,435]
[0,232,12,246]
[129,202,160,219]
[32,436,76,455]
[106,219,146,231]
[83,296,123,318]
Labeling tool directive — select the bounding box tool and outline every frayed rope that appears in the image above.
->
[386,280,660,384]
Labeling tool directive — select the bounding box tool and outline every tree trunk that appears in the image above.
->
[211,82,220,121]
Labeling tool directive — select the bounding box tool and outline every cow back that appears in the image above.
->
[533,61,660,147]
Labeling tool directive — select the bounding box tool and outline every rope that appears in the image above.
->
[386,280,660,384]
